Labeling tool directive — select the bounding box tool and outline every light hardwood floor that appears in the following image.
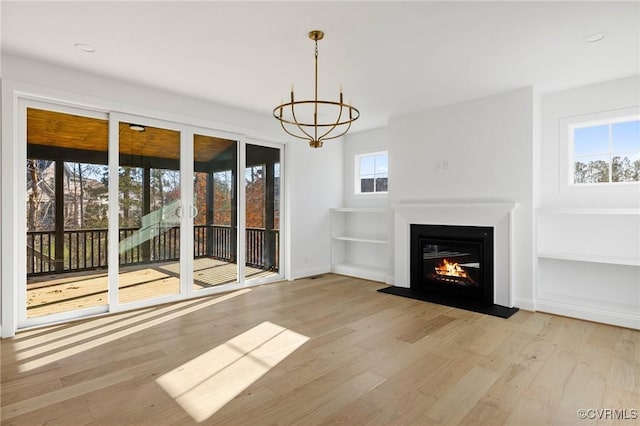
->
[2,274,638,425]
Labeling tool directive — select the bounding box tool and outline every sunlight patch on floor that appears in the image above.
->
[156,321,309,423]
[14,308,151,351]
[16,288,252,372]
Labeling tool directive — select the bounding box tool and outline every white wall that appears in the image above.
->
[388,87,535,308]
[389,87,533,204]
[288,139,343,279]
[536,76,640,329]
[343,126,388,208]
[540,76,640,209]
[1,54,343,336]
[0,79,3,337]
[2,55,280,137]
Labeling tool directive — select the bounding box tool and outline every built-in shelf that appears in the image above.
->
[536,208,639,267]
[537,208,640,215]
[331,207,388,213]
[330,207,390,283]
[537,252,640,266]
[331,262,389,283]
[332,236,388,244]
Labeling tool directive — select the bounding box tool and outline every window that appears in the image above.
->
[355,151,388,194]
[571,116,640,184]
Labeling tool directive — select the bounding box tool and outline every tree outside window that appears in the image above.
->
[573,119,640,184]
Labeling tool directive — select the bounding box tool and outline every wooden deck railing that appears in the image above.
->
[27,225,279,276]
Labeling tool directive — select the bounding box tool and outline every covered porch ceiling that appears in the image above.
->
[27,108,236,163]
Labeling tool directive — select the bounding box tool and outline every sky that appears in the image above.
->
[574,119,640,159]
[359,153,388,178]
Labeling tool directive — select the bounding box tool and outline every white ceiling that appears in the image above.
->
[2,1,639,131]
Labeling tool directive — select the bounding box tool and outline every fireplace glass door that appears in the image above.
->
[410,224,493,304]
[421,239,481,289]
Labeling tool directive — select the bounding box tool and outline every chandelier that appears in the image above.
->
[273,30,360,148]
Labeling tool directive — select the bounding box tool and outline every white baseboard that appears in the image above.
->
[291,266,331,280]
[536,298,640,330]
[514,297,536,311]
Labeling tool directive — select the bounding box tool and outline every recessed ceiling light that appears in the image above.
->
[582,33,607,43]
[74,43,96,53]
[129,124,146,132]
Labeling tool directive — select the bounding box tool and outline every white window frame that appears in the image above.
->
[569,112,640,186]
[559,107,640,198]
[354,151,388,195]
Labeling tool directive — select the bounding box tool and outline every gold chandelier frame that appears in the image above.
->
[273,30,360,148]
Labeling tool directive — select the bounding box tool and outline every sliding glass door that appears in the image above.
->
[245,143,282,281]
[24,106,110,320]
[115,118,184,305]
[19,102,284,329]
[192,131,239,291]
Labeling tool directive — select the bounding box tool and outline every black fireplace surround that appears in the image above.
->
[410,224,494,305]
[378,223,518,318]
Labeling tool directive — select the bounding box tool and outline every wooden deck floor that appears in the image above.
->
[26,258,276,318]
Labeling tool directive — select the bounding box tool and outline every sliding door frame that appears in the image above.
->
[243,137,286,285]
[16,98,111,329]
[186,125,248,297]
[3,87,287,336]
[108,112,193,313]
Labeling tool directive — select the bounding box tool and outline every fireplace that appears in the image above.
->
[381,201,518,318]
[410,224,494,305]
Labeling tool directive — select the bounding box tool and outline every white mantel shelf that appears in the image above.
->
[392,202,518,210]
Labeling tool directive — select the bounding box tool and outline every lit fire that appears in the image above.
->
[435,259,470,279]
